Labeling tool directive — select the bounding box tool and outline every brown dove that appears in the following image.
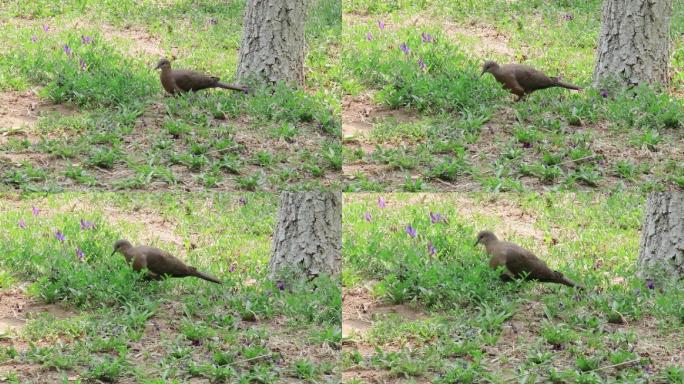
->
[112,239,221,284]
[481,60,582,101]
[154,58,248,95]
[474,230,582,289]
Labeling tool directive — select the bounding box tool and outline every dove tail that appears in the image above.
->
[192,269,222,284]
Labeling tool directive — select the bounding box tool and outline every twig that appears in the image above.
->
[557,154,600,166]
[588,358,641,372]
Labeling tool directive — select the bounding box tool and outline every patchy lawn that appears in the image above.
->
[0,193,341,383]
[342,193,683,383]
[341,0,684,192]
[0,0,341,191]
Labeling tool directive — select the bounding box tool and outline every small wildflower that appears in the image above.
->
[418,57,426,70]
[229,263,236,273]
[366,32,373,41]
[238,197,247,206]
[364,212,372,222]
[42,25,49,33]
[32,206,40,216]
[63,44,72,57]
[76,248,85,261]
[55,230,65,242]
[79,59,86,71]
[80,219,94,230]
[593,260,603,270]
[18,219,26,229]
[646,279,655,290]
[208,18,218,25]
[429,212,443,224]
[81,35,92,44]
[421,32,433,43]
[31,35,38,43]
[378,20,385,30]
[405,225,417,238]
[563,14,573,21]
[599,89,608,98]
[276,280,285,291]
[399,42,410,55]
[427,242,436,256]
[377,196,386,208]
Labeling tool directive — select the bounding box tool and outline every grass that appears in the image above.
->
[342,193,684,383]
[0,0,341,192]
[341,0,684,192]
[0,193,341,383]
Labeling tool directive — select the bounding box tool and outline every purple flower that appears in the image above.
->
[400,42,410,55]
[646,279,655,290]
[405,225,417,238]
[429,212,443,224]
[427,242,436,256]
[42,25,49,33]
[238,197,247,206]
[18,219,26,229]
[208,18,218,25]
[31,35,37,43]
[364,212,372,222]
[599,89,608,98]
[63,44,72,57]
[76,248,85,260]
[79,59,86,71]
[32,206,40,216]
[377,196,386,208]
[418,58,426,70]
[378,21,385,30]
[229,263,236,273]
[421,32,433,43]
[80,219,94,230]
[276,280,285,291]
[366,32,373,41]
[563,14,573,21]
[81,35,92,44]
[55,230,65,242]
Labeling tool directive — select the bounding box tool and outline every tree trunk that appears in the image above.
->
[269,192,341,280]
[236,0,307,86]
[637,192,684,280]
[593,0,672,87]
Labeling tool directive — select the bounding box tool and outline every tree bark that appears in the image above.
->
[637,192,684,280]
[236,0,307,86]
[269,192,341,280]
[593,0,673,87]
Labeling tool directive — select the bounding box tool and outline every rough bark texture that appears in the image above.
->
[269,192,341,279]
[593,0,672,87]
[637,193,684,280]
[236,0,307,85]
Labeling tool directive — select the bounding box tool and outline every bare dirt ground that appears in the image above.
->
[342,282,683,383]
[0,89,79,147]
[0,287,77,382]
[0,288,339,382]
[342,285,431,384]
